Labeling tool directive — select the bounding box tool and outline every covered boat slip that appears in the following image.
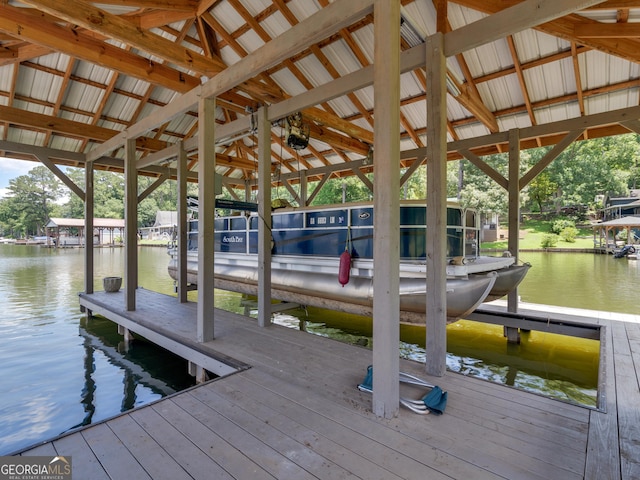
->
[19,288,639,479]
[168,201,527,322]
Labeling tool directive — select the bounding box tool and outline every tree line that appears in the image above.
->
[1,134,639,238]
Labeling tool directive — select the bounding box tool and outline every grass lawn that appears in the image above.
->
[481,218,595,250]
[138,239,171,246]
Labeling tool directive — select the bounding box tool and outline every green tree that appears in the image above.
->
[457,154,514,216]
[528,171,558,213]
[0,166,63,236]
[60,168,125,219]
[309,175,372,206]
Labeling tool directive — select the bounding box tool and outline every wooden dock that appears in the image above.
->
[17,289,640,479]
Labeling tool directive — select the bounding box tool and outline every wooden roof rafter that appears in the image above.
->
[0,0,639,188]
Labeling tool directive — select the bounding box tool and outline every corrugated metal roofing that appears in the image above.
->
[1,0,640,183]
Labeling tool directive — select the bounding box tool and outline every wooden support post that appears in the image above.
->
[425,32,448,377]
[505,326,521,344]
[244,179,252,203]
[257,106,272,327]
[188,362,209,383]
[507,129,520,313]
[84,159,94,295]
[197,97,216,342]
[299,171,307,206]
[118,325,134,342]
[177,141,188,303]
[124,138,137,311]
[372,0,400,419]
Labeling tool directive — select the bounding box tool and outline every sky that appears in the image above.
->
[0,157,36,198]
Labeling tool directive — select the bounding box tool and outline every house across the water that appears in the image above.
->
[593,191,640,254]
[45,218,125,247]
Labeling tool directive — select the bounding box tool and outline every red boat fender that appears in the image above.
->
[338,250,351,286]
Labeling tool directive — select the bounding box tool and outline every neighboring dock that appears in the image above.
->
[16,289,640,479]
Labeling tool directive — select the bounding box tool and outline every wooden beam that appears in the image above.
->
[585,1,640,8]
[0,4,200,93]
[84,160,94,295]
[35,153,85,200]
[457,0,640,65]
[519,128,585,188]
[89,0,373,160]
[458,148,509,190]
[507,129,520,312]
[82,0,198,11]
[138,172,169,203]
[196,96,216,342]
[401,104,640,161]
[87,87,201,161]
[425,32,448,378]
[451,85,499,133]
[351,165,373,192]
[19,0,226,77]
[306,172,331,205]
[199,0,374,100]
[177,141,189,303]
[507,35,537,126]
[0,43,51,66]
[372,0,400,419]
[0,105,168,152]
[445,0,608,56]
[575,22,640,38]
[134,10,196,30]
[257,105,272,328]
[435,0,448,34]
[306,122,370,156]
[620,118,640,135]
[303,109,373,145]
[124,138,138,311]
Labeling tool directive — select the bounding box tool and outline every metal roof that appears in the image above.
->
[47,218,125,228]
[1,1,640,186]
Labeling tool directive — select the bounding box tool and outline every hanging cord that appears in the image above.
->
[248,108,272,235]
[345,225,352,253]
[296,148,302,206]
[275,122,284,201]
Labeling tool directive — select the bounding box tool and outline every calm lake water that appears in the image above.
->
[0,246,624,454]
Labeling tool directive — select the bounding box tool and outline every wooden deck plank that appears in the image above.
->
[224,368,579,480]
[148,398,277,480]
[190,375,458,480]
[585,323,621,480]
[401,364,589,428]
[182,379,408,480]
[202,314,590,472]
[106,414,193,480]
[168,389,359,480]
[128,406,236,480]
[80,422,153,480]
[614,323,640,480]
[625,321,640,385]
[169,389,326,479]
[18,443,57,456]
[22,290,639,480]
[51,431,110,480]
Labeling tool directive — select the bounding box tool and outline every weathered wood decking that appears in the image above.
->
[18,289,640,479]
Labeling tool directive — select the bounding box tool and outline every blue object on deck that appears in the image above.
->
[420,386,448,415]
[357,365,447,415]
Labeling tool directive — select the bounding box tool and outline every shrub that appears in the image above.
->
[551,218,575,234]
[540,233,559,248]
[560,226,579,243]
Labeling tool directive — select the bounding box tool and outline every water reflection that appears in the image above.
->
[0,245,195,455]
